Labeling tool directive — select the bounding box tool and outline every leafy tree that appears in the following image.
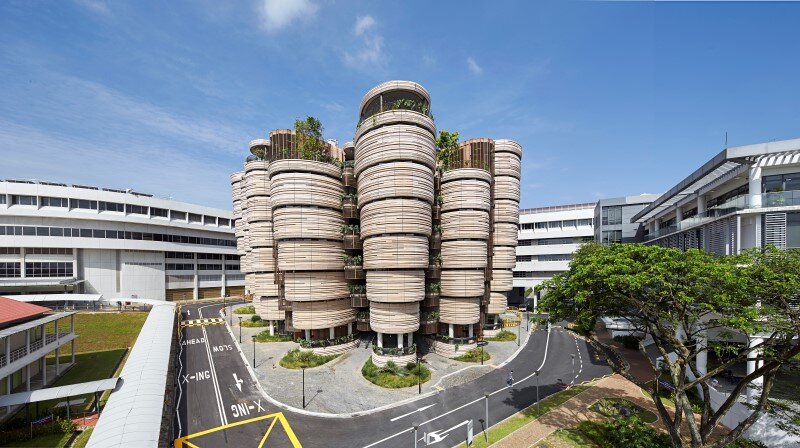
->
[579,416,671,448]
[436,130,459,171]
[294,116,326,160]
[539,243,800,448]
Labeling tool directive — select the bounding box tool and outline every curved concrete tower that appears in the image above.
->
[490,140,523,315]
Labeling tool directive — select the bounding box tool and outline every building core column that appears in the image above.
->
[747,336,764,402]
[748,165,762,209]
[398,334,403,349]
[407,332,413,347]
[468,325,474,338]
[696,330,708,377]
[377,332,383,348]
[329,327,335,340]
[448,324,454,339]
[348,323,353,335]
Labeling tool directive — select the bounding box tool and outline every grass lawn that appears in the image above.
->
[590,397,658,423]
[362,358,431,388]
[234,305,255,314]
[457,380,597,448]
[62,312,147,353]
[453,348,491,363]
[71,428,93,448]
[0,432,73,448]
[538,428,594,448]
[255,331,293,342]
[279,348,338,369]
[486,330,517,342]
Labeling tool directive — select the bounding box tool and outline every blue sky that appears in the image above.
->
[1,0,798,210]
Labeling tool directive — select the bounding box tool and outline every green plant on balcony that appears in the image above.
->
[433,224,443,235]
[341,193,358,204]
[422,311,439,321]
[389,99,430,116]
[341,224,360,235]
[430,254,442,265]
[427,282,441,293]
[343,255,363,266]
[343,160,355,168]
[373,344,416,356]
[436,130,459,171]
[356,310,369,320]
[349,284,367,294]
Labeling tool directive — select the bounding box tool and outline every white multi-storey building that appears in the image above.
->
[513,203,595,310]
[0,179,243,301]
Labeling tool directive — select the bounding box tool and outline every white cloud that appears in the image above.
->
[344,16,385,70]
[354,15,376,36]
[73,0,112,16]
[467,57,483,75]
[256,0,318,33]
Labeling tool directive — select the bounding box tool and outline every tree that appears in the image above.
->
[294,116,325,160]
[539,243,800,448]
[435,130,459,171]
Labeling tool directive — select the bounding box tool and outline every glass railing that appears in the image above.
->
[646,190,800,241]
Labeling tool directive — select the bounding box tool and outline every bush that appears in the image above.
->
[613,335,643,350]
[234,305,256,314]
[487,330,516,342]
[0,417,76,446]
[279,348,338,369]
[453,348,490,363]
[362,358,431,388]
[254,331,292,343]
[577,417,670,448]
[590,398,658,423]
[250,315,261,322]
[725,440,769,448]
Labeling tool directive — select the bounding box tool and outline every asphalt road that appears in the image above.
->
[174,302,612,447]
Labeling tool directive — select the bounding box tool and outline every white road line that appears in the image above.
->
[175,309,185,437]
[389,404,435,422]
[197,303,230,426]
[364,325,553,448]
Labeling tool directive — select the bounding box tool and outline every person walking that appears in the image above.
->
[507,370,514,388]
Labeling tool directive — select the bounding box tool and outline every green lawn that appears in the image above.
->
[540,428,594,448]
[589,398,658,423]
[279,348,338,369]
[60,312,147,353]
[486,330,517,342]
[457,381,597,448]
[234,305,255,314]
[71,428,93,448]
[0,432,73,448]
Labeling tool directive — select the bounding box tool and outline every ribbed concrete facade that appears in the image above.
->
[230,80,522,361]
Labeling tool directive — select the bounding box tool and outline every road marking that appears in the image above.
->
[254,399,264,412]
[258,415,279,448]
[424,420,471,445]
[201,321,228,426]
[389,403,435,422]
[180,318,224,328]
[233,373,244,392]
[363,325,553,448]
[174,412,301,448]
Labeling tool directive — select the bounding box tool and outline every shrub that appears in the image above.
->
[487,330,516,342]
[453,348,490,363]
[577,417,670,448]
[254,331,292,342]
[279,348,338,369]
[0,418,75,446]
[234,305,255,314]
[250,315,261,322]
[362,358,431,388]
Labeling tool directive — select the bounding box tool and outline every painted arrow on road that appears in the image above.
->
[233,373,243,392]
[389,404,435,422]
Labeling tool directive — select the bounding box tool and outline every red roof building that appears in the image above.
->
[0,297,51,328]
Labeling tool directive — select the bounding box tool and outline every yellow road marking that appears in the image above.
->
[257,414,279,448]
[174,412,301,448]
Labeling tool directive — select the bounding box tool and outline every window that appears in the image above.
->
[763,172,800,193]
[150,207,168,218]
[0,226,235,247]
[548,221,561,230]
[204,216,217,225]
[218,218,230,227]
[602,230,622,244]
[516,255,532,262]
[188,213,202,223]
[536,237,574,245]
[197,264,222,271]
[0,262,21,278]
[11,195,37,206]
[166,252,195,259]
[602,206,622,226]
[225,264,241,271]
[788,213,800,249]
[520,223,534,231]
[197,253,222,260]
[0,195,5,205]
[577,218,593,227]
[99,201,124,212]
[26,248,71,255]
[562,220,576,228]
[534,222,547,230]
[25,262,73,278]
[69,199,98,210]
[171,210,187,221]
[126,204,148,215]
[538,254,572,262]
[513,271,533,278]
[41,197,68,207]
[518,239,532,246]
[0,248,21,254]
[166,263,194,270]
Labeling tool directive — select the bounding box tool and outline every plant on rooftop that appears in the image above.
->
[436,130,459,171]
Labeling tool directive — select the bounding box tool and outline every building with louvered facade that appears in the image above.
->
[231,80,522,365]
[632,137,800,254]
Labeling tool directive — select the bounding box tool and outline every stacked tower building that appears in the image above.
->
[230,80,522,365]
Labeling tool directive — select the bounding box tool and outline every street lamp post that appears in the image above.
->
[238,316,243,343]
[484,393,489,442]
[413,423,419,448]
[252,335,256,367]
[302,367,306,409]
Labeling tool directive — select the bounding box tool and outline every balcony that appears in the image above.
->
[419,319,438,334]
[278,297,292,311]
[430,233,441,250]
[422,293,440,308]
[343,166,356,188]
[285,314,296,332]
[373,344,417,356]
[345,265,365,280]
[343,201,358,219]
[426,264,441,279]
[274,271,284,284]
[350,293,368,308]
[343,234,362,250]
[356,313,370,332]
[432,205,441,220]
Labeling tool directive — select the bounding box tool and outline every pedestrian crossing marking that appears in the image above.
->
[180,318,225,328]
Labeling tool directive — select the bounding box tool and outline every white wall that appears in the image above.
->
[81,248,118,298]
[120,250,165,300]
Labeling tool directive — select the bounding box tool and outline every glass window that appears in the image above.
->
[204,216,217,225]
[788,213,800,249]
[36,227,50,236]
[69,199,98,210]
[188,213,202,223]
[218,218,230,227]
[516,255,532,262]
[534,222,547,230]
[602,206,622,225]
[150,207,168,218]
[0,195,5,205]
[126,204,148,215]
[171,210,187,220]
[11,195,37,206]
[22,227,35,236]
[41,197,68,207]
[24,262,73,278]
[99,201,124,212]
[602,230,622,244]
[577,218,593,227]
[0,262,21,278]
[562,220,576,228]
